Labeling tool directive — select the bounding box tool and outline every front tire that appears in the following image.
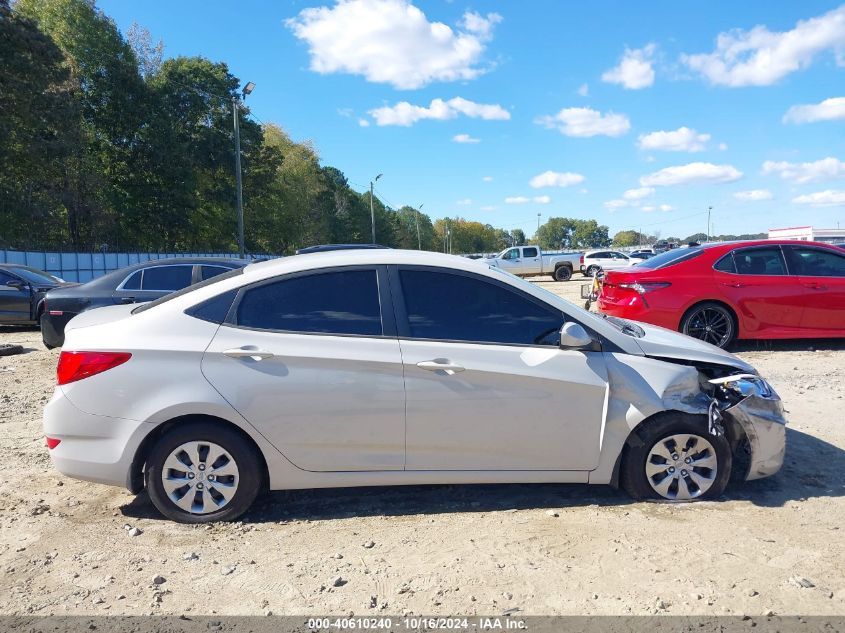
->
[146,422,263,523]
[680,302,737,349]
[553,265,572,281]
[622,413,732,502]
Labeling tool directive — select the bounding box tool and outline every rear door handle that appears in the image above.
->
[223,347,275,361]
[416,360,465,375]
[118,296,135,304]
[720,282,747,288]
[803,282,828,290]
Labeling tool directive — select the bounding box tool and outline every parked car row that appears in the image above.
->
[485,246,581,280]
[1,258,247,347]
[45,248,787,522]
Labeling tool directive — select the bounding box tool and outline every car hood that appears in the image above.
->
[632,321,756,374]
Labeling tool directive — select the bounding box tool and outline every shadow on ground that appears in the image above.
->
[733,338,845,353]
[121,427,843,523]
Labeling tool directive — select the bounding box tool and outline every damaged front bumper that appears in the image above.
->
[710,375,787,481]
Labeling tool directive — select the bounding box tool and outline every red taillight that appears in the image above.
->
[580,255,584,265]
[46,437,61,450]
[618,281,671,294]
[57,351,131,385]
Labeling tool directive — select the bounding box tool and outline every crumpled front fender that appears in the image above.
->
[722,394,787,480]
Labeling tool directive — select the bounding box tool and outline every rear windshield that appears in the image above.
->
[634,248,703,270]
[131,266,244,314]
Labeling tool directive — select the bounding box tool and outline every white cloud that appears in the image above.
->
[762,157,845,184]
[733,189,773,201]
[602,43,657,89]
[286,0,502,90]
[604,199,629,210]
[456,198,472,206]
[637,127,711,152]
[529,170,586,188]
[641,204,675,212]
[505,196,551,204]
[482,176,494,182]
[623,186,655,200]
[453,133,480,144]
[358,118,370,127]
[577,83,589,97]
[368,97,510,126]
[792,190,845,207]
[718,142,729,151]
[536,107,631,137]
[783,97,845,123]
[681,5,845,87]
[640,162,743,186]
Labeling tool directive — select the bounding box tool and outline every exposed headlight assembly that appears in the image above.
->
[709,374,777,400]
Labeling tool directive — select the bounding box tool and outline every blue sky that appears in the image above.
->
[99,0,845,239]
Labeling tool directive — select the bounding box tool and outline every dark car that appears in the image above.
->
[41,258,247,348]
[628,250,655,261]
[0,264,76,327]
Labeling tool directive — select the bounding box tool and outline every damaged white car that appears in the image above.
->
[43,250,786,523]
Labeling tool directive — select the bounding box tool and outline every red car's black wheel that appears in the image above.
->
[681,302,736,349]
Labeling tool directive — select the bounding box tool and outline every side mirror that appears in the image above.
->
[6,279,25,289]
[559,322,594,350]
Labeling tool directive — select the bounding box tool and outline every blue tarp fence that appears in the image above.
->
[0,250,276,283]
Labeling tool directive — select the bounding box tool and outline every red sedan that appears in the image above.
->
[597,240,845,348]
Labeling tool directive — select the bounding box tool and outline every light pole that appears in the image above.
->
[233,81,255,258]
[537,213,541,239]
[706,206,712,243]
[370,174,382,244]
[415,203,423,250]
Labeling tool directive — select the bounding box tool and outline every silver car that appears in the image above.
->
[43,250,785,523]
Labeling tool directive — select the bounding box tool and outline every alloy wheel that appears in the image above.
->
[161,441,240,514]
[645,433,718,500]
[684,306,733,347]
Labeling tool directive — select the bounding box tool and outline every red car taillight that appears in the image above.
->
[618,282,671,294]
[46,437,61,450]
[57,351,131,385]
[579,255,584,265]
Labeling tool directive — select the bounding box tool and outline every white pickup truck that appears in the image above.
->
[486,246,581,281]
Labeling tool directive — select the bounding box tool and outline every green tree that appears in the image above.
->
[511,228,526,246]
[613,230,641,247]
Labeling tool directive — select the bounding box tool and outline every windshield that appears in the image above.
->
[10,266,64,285]
[634,248,704,270]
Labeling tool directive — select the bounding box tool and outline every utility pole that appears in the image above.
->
[706,206,712,243]
[415,203,423,250]
[537,213,541,234]
[370,173,382,244]
[232,81,255,258]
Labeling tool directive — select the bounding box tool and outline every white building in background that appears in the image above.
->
[768,225,845,244]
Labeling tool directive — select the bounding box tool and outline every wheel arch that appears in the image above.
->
[128,414,270,495]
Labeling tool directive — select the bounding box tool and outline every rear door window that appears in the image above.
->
[713,253,736,273]
[522,247,539,258]
[234,269,383,336]
[141,265,194,291]
[733,247,787,276]
[121,270,142,290]
[201,265,231,281]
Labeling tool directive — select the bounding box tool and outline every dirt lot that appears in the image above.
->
[1,277,843,617]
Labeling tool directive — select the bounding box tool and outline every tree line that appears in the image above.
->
[1,0,617,255]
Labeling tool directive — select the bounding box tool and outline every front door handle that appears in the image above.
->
[720,282,746,288]
[118,296,135,304]
[416,360,465,375]
[803,282,828,290]
[223,347,275,361]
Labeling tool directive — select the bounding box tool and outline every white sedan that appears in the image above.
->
[580,249,636,276]
[44,249,785,522]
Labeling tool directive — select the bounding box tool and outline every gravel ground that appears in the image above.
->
[0,277,843,616]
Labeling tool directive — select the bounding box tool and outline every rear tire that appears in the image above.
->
[146,422,263,523]
[680,301,737,349]
[622,413,732,502]
[586,265,600,277]
[553,266,572,282]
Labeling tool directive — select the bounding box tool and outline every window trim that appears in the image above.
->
[199,264,233,281]
[224,265,396,339]
[388,264,597,349]
[782,244,845,278]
